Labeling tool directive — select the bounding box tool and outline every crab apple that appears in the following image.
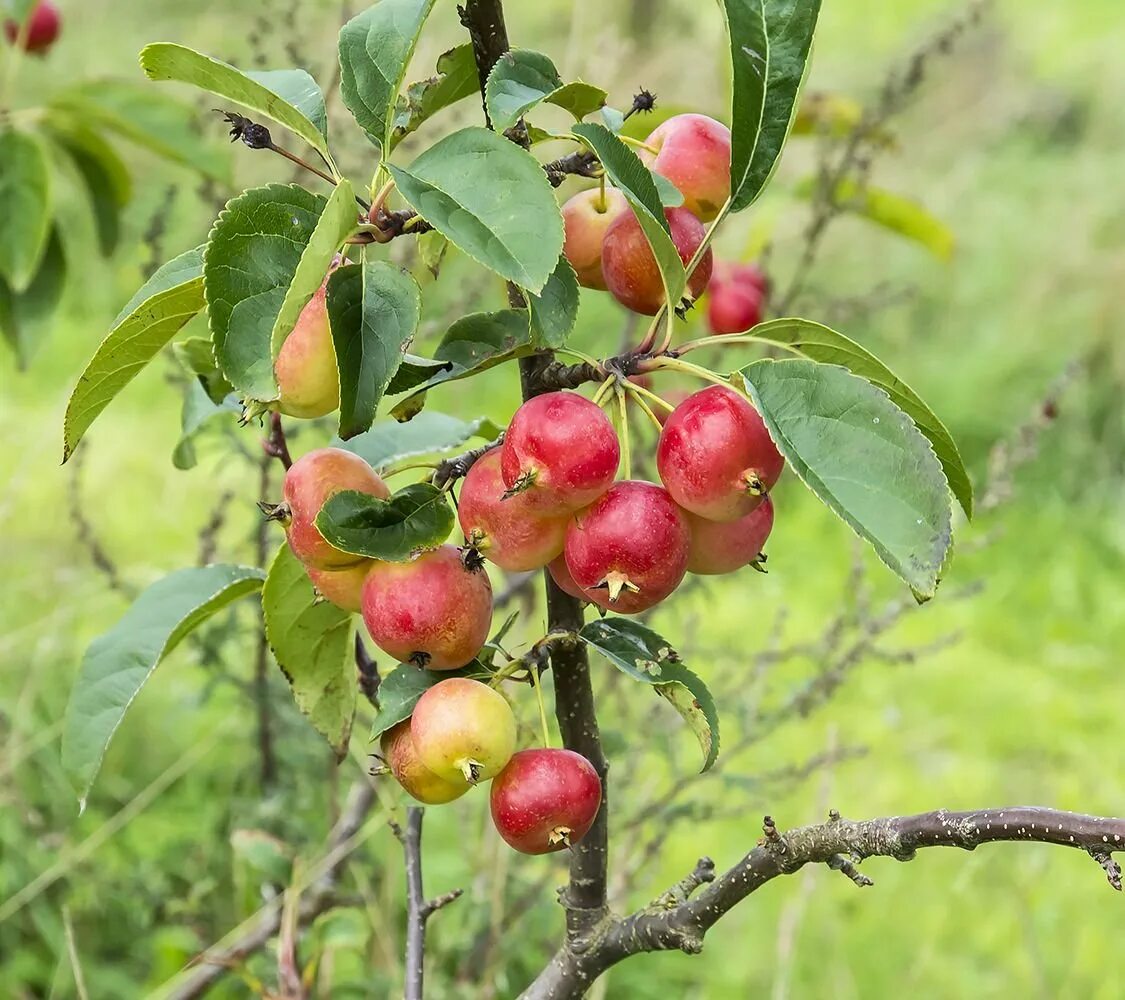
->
[547,553,588,601]
[411,677,516,784]
[708,281,764,335]
[657,385,784,522]
[501,392,620,515]
[458,449,569,572]
[283,448,390,570]
[564,481,690,614]
[274,271,340,419]
[601,207,713,315]
[686,495,774,575]
[380,720,469,804]
[561,187,628,290]
[640,113,731,222]
[4,1,60,54]
[361,545,492,671]
[490,749,602,855]
[718,260,770,297]
[306,560,374,613]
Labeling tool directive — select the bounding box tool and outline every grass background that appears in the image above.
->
[2,0,1124,996]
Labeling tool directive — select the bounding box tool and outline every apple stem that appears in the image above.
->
[591,374,617,408]
[650,355,731,389]
[615,385,632,480]
[619,134,659,156]
[529,663,553,748]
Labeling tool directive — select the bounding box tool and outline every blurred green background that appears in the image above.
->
[2,0,1124,997]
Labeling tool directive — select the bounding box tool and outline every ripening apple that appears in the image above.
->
[640,114,731,222]
[410,677,516,784]
[380,719,470,804]
[306,560,375,613]
[686,496,774,575]
[274,270,340,419]
[561,187,628,290]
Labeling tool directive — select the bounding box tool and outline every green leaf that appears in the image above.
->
[316,483,453,561]
[44,117,131,256]
[650,170,685,208]
[338,0,437,156]
[269,179,357,359]
[392,44,479,148]
[794,175,954,260]
[173,336,234,404]
[336,412,501,469]
[389,127,563,292]
[579,618,719,772]
[51,81,228,180]
[571,122,686,306]
[63,247,206,461]
[744,317,972,518]
[0,129,52,292]
[370,662,485,740]
[485,49,606,132]
[327,256,422,440]
[724,0,823,212]
[140,44,332,162]
[739,358,952,598]
[61,564,265,807]
[203,184,329,401]
[526,255,579,349]
[230,829,293,885]
[262,544,355,758]
[0,229,65,370]
[172,383,240,470]
[386,354,453,395]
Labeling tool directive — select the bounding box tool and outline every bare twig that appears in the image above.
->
[261,412,293,470]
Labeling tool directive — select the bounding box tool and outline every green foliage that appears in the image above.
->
[580,618,719,772]
[140,44,332,163]
[261,544,355,757]
[60,565,265,807]
[0,229,65,369]
[740,359,953,598]
[388,126,563,291]
[338,0,438,157]
[370,662,487,739]
[316,483,454,561]
[392,44,479,147]
[746,318,973,517]
[46,121,131,256]
[571,122,686,305]
[0,129,52,292]
[484,49,606,131]
[337,411,501,468]
[327,256,422,439]
[526,256,580,348]
[63,247,205,461]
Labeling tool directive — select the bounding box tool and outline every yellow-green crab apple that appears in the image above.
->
[380,719,470,804]
[361,545,492,670]
[410,677,516,784]
[640,113,731,222]
[561,187,628,290]
[274,266,341,418]
[283,448,390,570]
[458,449,569,571]
[306,560,375,613]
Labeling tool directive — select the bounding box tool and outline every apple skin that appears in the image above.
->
[500,392,620,515]
[547,553,588,601]
[601,207,713,315]
[686,496,774,575]
[563,481,690,615]
[561,187,628,290]
[306,560,374,613]
[4,1,60,54]
[274,273,341,419]
[361,545,493,671]
[708,282,764,335]
[656,385,784,522]
[490,748,602,855]
[380,719,470,804]
[410,677,517,784]
[284,448,391,570]
[640,114,731,222]
[458,449,569,572]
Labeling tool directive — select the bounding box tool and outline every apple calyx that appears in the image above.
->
[257,500,292,526]
[591,570,641,604]
[740,468,769,497]
[501,468,537,500]
[460,758,486,784]
[409,651,433,669]
[547,826,573,848]
[459,544,487,573]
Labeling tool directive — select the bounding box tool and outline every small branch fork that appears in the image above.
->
[521,807,1125,998]
[390,808,464,1000]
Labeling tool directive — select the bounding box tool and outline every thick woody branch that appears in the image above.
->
[520,806,1124,998]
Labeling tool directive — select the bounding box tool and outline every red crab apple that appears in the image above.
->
[458,449,569,572]
[306,560,374,613]
[686,495,774,575]
[361,545,492,671]
[657,385,784,522]
[547,553,588,601]
[274,268,341,418]
[501,392,620,515]
[601,206,713,315]
[4,1,60,54]
[561,187,628,290]
[708,282,764,335]
[411,677,516,784]
[639,113,731,222]
[490,749,602,855]
[564,481,690,614]
[380,719,469,804]
[283,448,390,570]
